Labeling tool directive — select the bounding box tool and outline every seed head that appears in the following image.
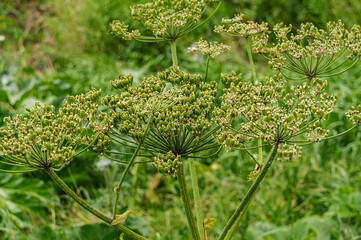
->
[346,105,361,124]
[111,0,221,40]
[0,89,115,171]
[214,13,269,38]
[258,20,361,78]
[105,66,219,175]
[213,74,337,160]
[188,38,231,58]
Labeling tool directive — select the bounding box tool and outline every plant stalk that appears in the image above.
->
[223,198,252,240]
[45,168,148,240]
[217,144,279,240]
[258,138,263,164]
[205,56,210,82]
[245,37,263,164]
[246,37,257,82]
[112,117,153,219]
[189,158,205,240]
[177,163,201,240]
[171,40,178,66]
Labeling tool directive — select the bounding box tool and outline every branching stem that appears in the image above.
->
[177,162,201,240]
[189,157,205,240]
[205,56,210,81]
[246,37,257,82]
[245,37,263,164]
[217,144,279,240]
[45,168,148,240]
[171,40,178,66]
[112,116,153,219]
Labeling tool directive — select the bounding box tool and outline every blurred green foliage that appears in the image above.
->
[0,0,361,239]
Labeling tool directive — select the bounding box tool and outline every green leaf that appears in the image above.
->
[28,223,121,240]
[0,173,57,239]
[290,216,337,240]
[203,218,216,230]
[246,222,290,240]
[0,89,9,103]
[111,210,140,226]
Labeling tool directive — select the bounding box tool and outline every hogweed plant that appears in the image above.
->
[1,1,361,239]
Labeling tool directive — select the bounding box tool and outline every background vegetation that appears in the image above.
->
[0,0,361,239]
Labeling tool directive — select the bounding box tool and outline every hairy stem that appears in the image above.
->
[112,117,153,219]
[45,168,148,240]
[189,158,205,240]
[171,40,178,66]
[217,144,279,240]
[177,163,201,240]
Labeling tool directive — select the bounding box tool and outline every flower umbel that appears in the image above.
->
[104,66,220,175]
[214,73,337,161]
[188,38,231,58]
[110,21,140,40]
[214,13,269,38]
[0,89,115,171]
[110,0,222,41]
[258,21,361,79]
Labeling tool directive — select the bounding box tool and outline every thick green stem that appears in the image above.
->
[112,117,153,219]
[205,56,210,82]
[189,158,205,240]
[245,37,262,164]
[246,37,257,83]
[171,40,178,66]
[217,144,279,240]
[223,198,252,240]
[177,163,201,240]
[45,168,148,240]
[257,138,263,164]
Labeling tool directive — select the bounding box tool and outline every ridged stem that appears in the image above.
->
[171,40,178,66]
[246,37,257,82]
[205,56,210,81]
[177,163,201,240]
[223,199,252,240]
[245,37,263,164]
[217,144,279,240]
[189,158,205,240]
